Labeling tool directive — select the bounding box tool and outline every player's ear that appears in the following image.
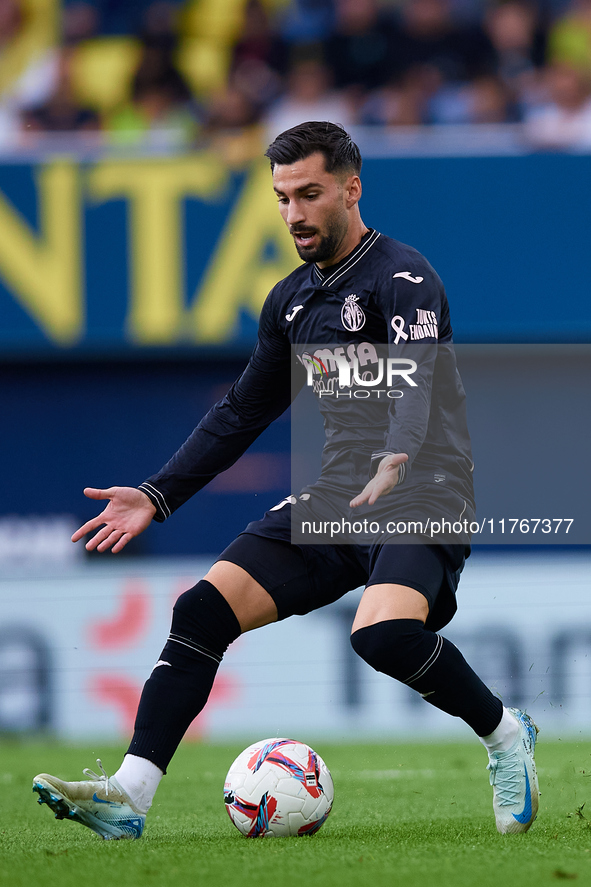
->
[345,174,362,207]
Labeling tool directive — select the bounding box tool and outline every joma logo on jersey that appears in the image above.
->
[341,294,366,332]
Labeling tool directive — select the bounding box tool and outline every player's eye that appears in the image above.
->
[305,193,318,200]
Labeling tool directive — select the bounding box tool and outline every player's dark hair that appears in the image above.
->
[265,121,362,177]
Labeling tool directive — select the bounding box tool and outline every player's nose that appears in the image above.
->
[286,199,306,226]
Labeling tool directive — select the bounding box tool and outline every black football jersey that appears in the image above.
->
[140,229,474,522]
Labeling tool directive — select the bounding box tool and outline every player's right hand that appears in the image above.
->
[71,486,157,554]
[349,453,408,508]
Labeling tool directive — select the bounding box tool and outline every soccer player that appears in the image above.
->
[33,122,538,839]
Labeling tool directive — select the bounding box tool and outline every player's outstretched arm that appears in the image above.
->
[349,454,409,509]
[71,487,157,553]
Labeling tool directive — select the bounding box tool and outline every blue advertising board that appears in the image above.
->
[1,152,590,353]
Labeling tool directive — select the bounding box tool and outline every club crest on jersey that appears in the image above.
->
[341,294,365,332]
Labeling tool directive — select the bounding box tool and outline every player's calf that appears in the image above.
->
[350,618,503,735]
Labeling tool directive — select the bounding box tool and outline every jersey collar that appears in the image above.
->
[313,228,381,288]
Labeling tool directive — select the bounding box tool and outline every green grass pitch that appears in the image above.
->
[1,739,590,887]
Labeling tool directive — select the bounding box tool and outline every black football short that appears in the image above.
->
[216,502,468,632]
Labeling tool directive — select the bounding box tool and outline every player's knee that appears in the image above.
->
[350,618,426,680]
[171,579,241,658]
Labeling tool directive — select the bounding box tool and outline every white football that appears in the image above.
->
[223,738,334,837]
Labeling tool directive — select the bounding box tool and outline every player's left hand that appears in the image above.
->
[349,453,409,508]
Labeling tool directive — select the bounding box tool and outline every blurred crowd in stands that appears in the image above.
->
[2,0,591,154]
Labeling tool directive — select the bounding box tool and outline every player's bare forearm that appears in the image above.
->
[349,453,408,508]
[71,486,157,553]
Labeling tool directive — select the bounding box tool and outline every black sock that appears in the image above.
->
[351,618,503,736]
[127,579,241,773]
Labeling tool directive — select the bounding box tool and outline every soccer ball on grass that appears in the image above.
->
[224,738,334,837]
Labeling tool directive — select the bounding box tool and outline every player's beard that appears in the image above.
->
[291,209,348,264]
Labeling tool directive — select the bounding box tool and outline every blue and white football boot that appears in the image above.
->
[487,708,539,834]
[33,759,145,840]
